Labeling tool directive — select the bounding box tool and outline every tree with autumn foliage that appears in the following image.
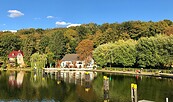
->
[164,26,173,36]
[75,39,94,63]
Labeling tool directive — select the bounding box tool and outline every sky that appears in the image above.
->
[0,0,173,31]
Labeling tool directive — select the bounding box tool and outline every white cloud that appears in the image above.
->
[55,21,81,28]
[2,30,17,33]
[55,21,71,26]
[67,24,81,28]
[8,10,24,18]
[47,16,54,19]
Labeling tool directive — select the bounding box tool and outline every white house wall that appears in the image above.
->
[61,61,85,68]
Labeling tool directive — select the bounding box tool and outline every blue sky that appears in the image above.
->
[0,0,173,31]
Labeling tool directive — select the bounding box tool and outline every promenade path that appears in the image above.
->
[95,69,173,78]
[1,68,173,78]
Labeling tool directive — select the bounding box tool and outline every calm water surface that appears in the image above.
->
[0,70,173,102]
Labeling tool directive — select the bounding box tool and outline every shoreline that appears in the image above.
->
[1,68,173,78]
[0,68,32,71]
[95,69,173,78]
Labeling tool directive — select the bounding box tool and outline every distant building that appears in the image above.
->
[61,54,94,68]
[8,50,25,67]
[61,54,84,68]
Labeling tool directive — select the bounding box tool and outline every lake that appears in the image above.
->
[0,70,173,102]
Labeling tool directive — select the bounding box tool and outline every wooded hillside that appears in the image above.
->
[0,20,173,68]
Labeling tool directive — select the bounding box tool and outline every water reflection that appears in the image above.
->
[8,71,16,87]
[103,76,109,102]
[46,71,98,102]
[16,71,24,87]
[8,71,24,88]
[104,90,109,102]
[0,71,172,101]
[30,70,47,88]
[84,72,91,92]
[54,71,97,86]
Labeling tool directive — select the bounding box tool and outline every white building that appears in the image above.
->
[61,54,94,68]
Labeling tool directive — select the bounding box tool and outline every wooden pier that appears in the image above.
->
[43,67,94,73]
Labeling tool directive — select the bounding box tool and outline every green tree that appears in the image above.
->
[136,35,173,68]
[64,29,79,53]
[22,35,37,66]
[95,28,118,45]
[93,39,137,67]
[30,53,47,69]
[48,31,67,59]
[93,29,103,47]
[0,34,21,58]
[46,52,55,67]
[93,43,115,67]
[35,28,44,34]
[38,36,50,54]
[112,40,137,67]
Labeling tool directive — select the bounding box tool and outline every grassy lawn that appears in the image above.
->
[98,67,173,74]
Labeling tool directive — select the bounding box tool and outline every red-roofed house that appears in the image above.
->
[8,50,25,67]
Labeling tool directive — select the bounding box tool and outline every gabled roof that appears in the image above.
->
[8,50,24,58]
[61,54,81,61]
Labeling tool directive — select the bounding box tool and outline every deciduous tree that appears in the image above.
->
[76,39,94,61]
[49,31,67,59]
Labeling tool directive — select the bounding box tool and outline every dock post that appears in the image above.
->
[57,71,61,84]
[166,98,168,102]
[131,83,137,102]
[85,72,91,92]
[85,72,90,81]
[103,76,109,102]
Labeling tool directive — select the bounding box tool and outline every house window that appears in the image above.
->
[18,53,22,56]
[78,62,82,64]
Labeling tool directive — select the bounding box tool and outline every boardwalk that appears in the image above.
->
[43,67,94,73]
[42,68,173,78]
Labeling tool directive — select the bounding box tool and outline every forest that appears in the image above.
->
[0,19,173,69]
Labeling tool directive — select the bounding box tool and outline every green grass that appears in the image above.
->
[101,67,173,74]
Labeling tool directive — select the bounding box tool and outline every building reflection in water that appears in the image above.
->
[55,71,97,86]
[16,71,24,87]
[8,71,24,88]
[8,71,16,86]
[44,70,99,100]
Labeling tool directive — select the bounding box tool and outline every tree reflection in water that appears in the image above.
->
[0,71,173,101]
[30,70,48,88]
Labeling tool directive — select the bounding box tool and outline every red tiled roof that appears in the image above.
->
[8,50,24,58]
